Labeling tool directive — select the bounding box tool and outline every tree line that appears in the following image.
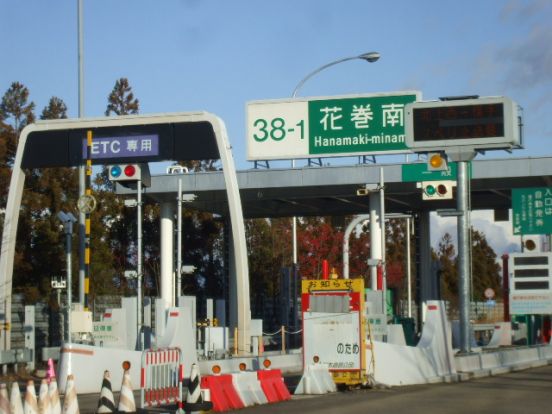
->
[0,78,502,321]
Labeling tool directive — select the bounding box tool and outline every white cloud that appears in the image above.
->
[430,210,522,256]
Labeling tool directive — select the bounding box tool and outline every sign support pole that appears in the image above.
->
[137,178,143,350]
[447,149,475,354]
[457,160,471,353]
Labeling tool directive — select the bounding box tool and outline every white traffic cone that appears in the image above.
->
[38,380,50,414]
[48,380,60,414]
[96,371,116,413]
[0,383,11,414]
[61,375,79,414]
[10,383,23,414]
[24,380,38,414]
[117,370,135,413]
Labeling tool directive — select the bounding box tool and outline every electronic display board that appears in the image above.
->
[405,97,521,152]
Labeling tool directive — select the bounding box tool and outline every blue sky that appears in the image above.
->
[2,0,551,254]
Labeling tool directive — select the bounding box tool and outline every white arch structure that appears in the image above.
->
[0,112,252,354]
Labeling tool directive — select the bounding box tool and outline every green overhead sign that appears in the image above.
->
[246,91,420,160]
[401,162,459,183]
[512,187,552,235]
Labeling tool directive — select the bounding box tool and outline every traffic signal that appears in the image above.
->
[108,163,151,187]
[418,180,455,200]
[427,152,448,172]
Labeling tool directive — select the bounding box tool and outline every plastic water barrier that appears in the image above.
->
[140,347,184,409]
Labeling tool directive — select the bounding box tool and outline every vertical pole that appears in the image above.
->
[406,217,412,318]
[369,194,381,290]
[65,225,73,344]
[380,168,387,313]
[457,161,471,353]
[502,254,510,322]
[84,130,92,310]
[77,0,86,306]
[137,179,143,350]
[176,179,182,304]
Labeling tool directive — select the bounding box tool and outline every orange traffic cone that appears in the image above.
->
[10,382,23,414]
[24,380,38,414]
[96,371,116,413]
[61,375,79,414]
[117,371,135,413]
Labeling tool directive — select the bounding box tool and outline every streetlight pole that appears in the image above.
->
[291,52,380,98]
[290,51,381,274]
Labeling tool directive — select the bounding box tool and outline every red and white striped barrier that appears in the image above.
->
[257,369,291,403]
[231,371,268,407]
[200,374,244,412]
[140,348,183,411]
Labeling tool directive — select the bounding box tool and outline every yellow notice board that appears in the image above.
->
[301,278,364,294]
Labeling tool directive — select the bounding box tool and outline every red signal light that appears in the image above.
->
[124,165,136,177]
[437,184,448,195]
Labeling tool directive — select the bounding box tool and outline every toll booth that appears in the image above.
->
[301,278,367,386]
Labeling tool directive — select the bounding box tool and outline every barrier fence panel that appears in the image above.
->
[140,347,184,410]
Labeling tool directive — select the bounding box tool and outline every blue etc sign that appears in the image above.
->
[82,134,159,159]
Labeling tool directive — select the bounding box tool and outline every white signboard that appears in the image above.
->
[303,312,361,370]
[509,252,552,315]
[246,91,420,160]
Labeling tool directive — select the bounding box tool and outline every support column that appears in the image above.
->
[418,210,436,302]
[457,161,471,353]
[227,221,237,336]
[369,193,382,290]
[160,202,175,309]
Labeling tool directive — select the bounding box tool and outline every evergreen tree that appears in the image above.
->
[105,78,139,116]
[436,233,458,308]
[27,97,78,303]
[0,82,37,298]
[471,228,502,300]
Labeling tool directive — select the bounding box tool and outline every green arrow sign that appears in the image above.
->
[512,187,552,235]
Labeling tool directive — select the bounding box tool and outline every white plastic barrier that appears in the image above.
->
[484,322,512,348]
[386,324,406,346]
[231,371,267,406]
[370,300,457,386]
[294,363,336,395]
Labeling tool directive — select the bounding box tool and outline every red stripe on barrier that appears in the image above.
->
[201,375,245,412]
[257,369,291,403]
[428,305,438,310]
[170,311,179,317]
[141,367,145,388]
[179,364,183,381]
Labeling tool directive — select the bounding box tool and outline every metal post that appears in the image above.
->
[406,217,412,318]
[457,161,471,353]
[379,168,387,313]
[176,179,182,304]
[77,0,86,306]
[64,224,73,343]
[137,179,143,350]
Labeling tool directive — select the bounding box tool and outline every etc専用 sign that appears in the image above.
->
[247,91,420,160]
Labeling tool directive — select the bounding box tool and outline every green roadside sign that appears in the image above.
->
[512,187,552,235]
[401,162,459,182]
[246,91,420,160]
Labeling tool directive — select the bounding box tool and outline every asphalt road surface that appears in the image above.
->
[73,364,552,413]
[226,364,552,414]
